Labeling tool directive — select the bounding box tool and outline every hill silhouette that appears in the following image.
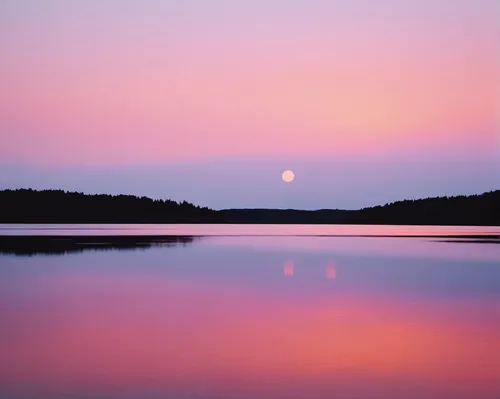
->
[0,188,499,226]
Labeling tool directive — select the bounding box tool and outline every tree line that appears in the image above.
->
[0,189,218,223]
[0,188,499,225]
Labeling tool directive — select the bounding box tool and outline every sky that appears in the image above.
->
[0,0,499,209]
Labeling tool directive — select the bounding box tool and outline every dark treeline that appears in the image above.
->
[218,209,354,224]
[350,190,500,226]
[0,188,499,225]
[0,189,218,223]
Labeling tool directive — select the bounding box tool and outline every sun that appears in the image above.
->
[282,170,295,183]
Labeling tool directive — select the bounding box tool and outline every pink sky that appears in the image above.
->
[0,0,498,207]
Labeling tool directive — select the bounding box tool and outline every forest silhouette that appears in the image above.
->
[0,188,499,226]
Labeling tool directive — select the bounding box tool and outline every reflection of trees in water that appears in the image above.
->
[283,260,337,279]
[0,236,197,256]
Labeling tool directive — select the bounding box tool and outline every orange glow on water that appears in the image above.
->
[1,270,499,398]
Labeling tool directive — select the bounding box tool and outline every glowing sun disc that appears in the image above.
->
[282,170,295,183]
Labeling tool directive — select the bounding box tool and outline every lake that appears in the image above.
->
[1,224,499,399]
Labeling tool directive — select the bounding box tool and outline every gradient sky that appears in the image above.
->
[1,0,499,209]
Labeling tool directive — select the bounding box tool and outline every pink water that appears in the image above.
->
[0,230,499,399]
[1,223,499,236]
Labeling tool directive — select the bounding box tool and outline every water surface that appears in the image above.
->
[1,226,499,399]
[1,223,500,236]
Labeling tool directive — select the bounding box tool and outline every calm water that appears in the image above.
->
[1,223,500,236]
[1,225,500,399]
